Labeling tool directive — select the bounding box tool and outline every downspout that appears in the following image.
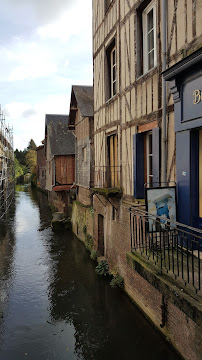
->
[162,0,167,183]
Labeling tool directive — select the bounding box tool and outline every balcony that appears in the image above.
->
[92,166,122,197]
[128,207,202,295]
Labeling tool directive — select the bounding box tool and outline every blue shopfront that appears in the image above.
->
[163,48,202,231]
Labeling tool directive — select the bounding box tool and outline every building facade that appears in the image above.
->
[92,1,202,359]
[44,114,75,213]
[69,85,94,206]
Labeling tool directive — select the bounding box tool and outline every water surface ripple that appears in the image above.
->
[0,185,181,359]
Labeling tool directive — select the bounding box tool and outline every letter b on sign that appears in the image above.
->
[193,89,201,104]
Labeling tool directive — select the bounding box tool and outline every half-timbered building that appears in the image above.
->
[44,114,75,213]
[92,1,202,359]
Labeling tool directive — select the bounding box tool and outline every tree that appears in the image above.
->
[27,139,37,151]
[14,148,27,166]
[14,156,24,179]
[25,149,37,174]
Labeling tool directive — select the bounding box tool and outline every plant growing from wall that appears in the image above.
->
[95,260,109,276]
[90,249,97,261]
[110,274,123,288]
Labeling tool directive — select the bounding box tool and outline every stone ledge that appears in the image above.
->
[127,252,202,327]
[91,187,122,198]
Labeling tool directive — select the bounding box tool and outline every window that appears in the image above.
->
[106,39,116,100]
[137,0,157,77]
[146,132,153,186]
[133,127,160,198]
[142,1,156,73]
[107,134,118,187]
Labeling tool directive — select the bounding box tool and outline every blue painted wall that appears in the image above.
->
[176,131,191,226]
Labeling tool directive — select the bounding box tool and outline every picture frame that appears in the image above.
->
[145,186,177,232]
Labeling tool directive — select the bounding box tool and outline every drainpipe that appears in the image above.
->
[162,0,167,184]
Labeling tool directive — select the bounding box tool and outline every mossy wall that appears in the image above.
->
[71,201,94,244]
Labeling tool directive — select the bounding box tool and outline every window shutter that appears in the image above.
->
[152,127,160,184]
[133,133,144,198]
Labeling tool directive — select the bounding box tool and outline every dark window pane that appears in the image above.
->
[147,9,153,32]
[113,66,116,81]
[149,156,153,175]
[113,81,116,96]
[149,134,152,154]
[148,30,154,52]
[112,49,115,65]
[148,50,154,70]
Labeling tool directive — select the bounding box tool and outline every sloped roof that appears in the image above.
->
[45,114,75,156]
[72,85,94,117]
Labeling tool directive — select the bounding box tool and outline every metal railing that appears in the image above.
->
[93,166,121,188]
[129,207,202,294]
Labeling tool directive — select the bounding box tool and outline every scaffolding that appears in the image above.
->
[0,106,14,220]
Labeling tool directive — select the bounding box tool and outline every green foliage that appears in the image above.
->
[14,156,27,179]
[14,139,37,184]
[14,148,27,167]
[86,234,93,247]
[27,139,37,151]
[110,274,123,288]
[95,260,109,276]
[90,249,97,261]
[89,207,94,216]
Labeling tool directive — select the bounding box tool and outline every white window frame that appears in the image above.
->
[110,46,116,98]
[146,132,153,185]
[142,0,157,74]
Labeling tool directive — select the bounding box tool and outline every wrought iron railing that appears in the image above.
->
[93,166,121,188]
[129,207,202,294]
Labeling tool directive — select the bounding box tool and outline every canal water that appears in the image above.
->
[0,185,181,360]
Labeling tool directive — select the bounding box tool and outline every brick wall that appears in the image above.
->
[92,193,202,360]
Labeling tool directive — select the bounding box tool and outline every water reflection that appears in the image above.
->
[0,186,181,360]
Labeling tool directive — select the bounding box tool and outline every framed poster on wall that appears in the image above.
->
[145,186,177,232]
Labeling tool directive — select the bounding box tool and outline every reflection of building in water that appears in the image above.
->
[0,106,14,221]
[0,204,16,329]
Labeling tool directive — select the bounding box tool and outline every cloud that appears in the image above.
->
[5,0,78,24]
[0,0,93,151]
[22,109,37,118]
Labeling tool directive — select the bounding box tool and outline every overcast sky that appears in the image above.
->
[0,0,93,150]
